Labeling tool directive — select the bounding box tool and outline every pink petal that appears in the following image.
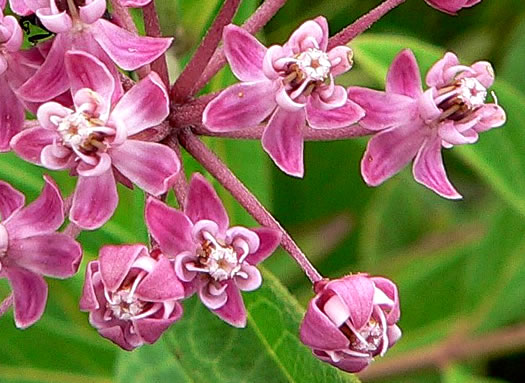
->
[235,263,262,291]
[70,170,119,230]
[76,153,112,177]
[470,61,495,88]
[79,261,100,311]
[313,16,329,51]
[0,181,25,221]
[2,15,23,52]
[426,52,459,88]
[320,353,371,374]
[275,86,305,111]
[144,197,195,257]
[328,275,375,329]
[92,19,172,71]
[6,267,48,329]
[347,87,417,131]
[328,46,353,77]
[10,128,56,165]
[185,173,229,232]
[387,324,402,347]
[35,8,72,33]
[109,72,169,136]
[98,326,138,351]
[40,144,75,170]
[212,281,247,328]
[65,50,115,118]
[386,49,423,99]
[223,24,266,82]
[413,136,462,199]
[361,123,425,187]
[134,307,183,344]
[79,0,106,24]
[286,19,326,53]
[225,227,260,253]
[203,81,277,132]
[4,175,64,239]
[9,0,32,15]
[119,0,152,6]
[17,33,72,102]
[135,257,184,301]
[371,277,400,325]
[475,104,506,132]
[306,98,365,129]
[0,77,24,151]
[418,89,442,122]
[110,140,179,196]
[438,121,478,146]
[199,281,228,310]
[262,108,305,177]
[99,244,145,291]
[8,233,82,278]
[245,227,281,265]
[37,101,72,131]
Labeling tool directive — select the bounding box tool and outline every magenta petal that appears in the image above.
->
[35,9,72,33]
[0,181,25,221]
[426,52,459,88]
[306,97,365,129]
[235,263,262,291]
[5,176,64,239]
[245,227,281,265]
[79,0,106,24]
[135,257,184,301]
[212,282,247,328]
[92,19,172,71]
[371,277,400,325]
[10,128,56,165]
[223,24,266,82]
[41,144,75,170]
[134,308,183,344]
[8,233,82,278]
[329,275,375,329]
[286,19,325,53]
[0,77,24,151]
[99,244,145,291]
[323,354,371,374]
[387,324,402,347]
[185,173,229,232]
[9,0,32,15]
[327,46,353,77]
[99,326,137,351]
[70,170,118,230]
[413,136,462,199]
[145,198,195,257]
[17,33,71,102]
[6,267,48,329]
[475,104,507,132]
[386,49,423,99]
[203,81,277,132]
[79,261,99,311]
[110,140,179,196]
[361,123,425,187]
[262,108,305,177]
[65,50,115,116]
[347,87,417,131]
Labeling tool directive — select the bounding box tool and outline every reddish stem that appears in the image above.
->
[143,0,170,86]
[327,0,406,50]
[165,135,189,209]
[170,0,242,102]
[178,129,323,283]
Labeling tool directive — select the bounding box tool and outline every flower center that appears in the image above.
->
[198,238,242,281]
[107,289,145,321]
[295,48,332,82]
[436,77,488,122]
[343,319,383,354]
[55,111,108,154]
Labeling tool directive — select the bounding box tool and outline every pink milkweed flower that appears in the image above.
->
[0,176,82,328]
[348,49,506,199]
[80,244,184,350]
[424,0,482,14]
[15,0,172,103]
[145,173,281,328]
[300,274,401,373]
[11,50,180,230]
[203,17,365,177]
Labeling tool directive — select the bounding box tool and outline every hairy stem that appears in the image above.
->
[0,294,13,317]
[143,0,170,85]
[170,0,242,102]
[327,0,406,50]
[192,0,288,94]
[177,129,323,283]
[63,223,82,239]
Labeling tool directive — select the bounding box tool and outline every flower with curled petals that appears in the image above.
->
[11,50,180,230]
[300,274,401,373]
[0,176,82,329]
[80,244,184,350]
[145,173,281,328]
[424,0,482,14]
[203,17,365,177]
[348,49,506,199]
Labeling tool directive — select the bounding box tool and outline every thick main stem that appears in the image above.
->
[178,129,322,283]
[192,0,288,94]
[170,0,242,102]
[143,0,170,86]
[327,0,406,50]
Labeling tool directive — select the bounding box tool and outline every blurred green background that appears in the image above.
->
[2,0,525,382]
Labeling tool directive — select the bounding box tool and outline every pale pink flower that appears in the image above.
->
[348,49,506,199]
[204,17,364,177]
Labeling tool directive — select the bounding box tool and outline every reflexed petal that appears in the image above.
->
[327,46,353,77]
[135,257,185,301]
[347,87,417,131]
[470,61,495,88]
[41,144,75,170]
[306,98,365,129]
[199,282,228,310]
[286,19,325,53]
[2,16,23,52]
[203,81,276,132]
[0,181,24,221]
[79,261,100,311]
[225,227,260,253]
[245,227,281,265]
[145,198,195,256]
[99,326,137,351]
[109,72,169,136]
[0,78,24,151]
[223,24,266,81]
[323,353,371,374]
[235,263,262,291]
[438,121,478,146]
[386,49,422,98]
[475,104,506,132]
[35,8,72,33]
[99,244,145,291]
[6,267,48,329]
[37,101,72,131]
[8,233,82,278]
[70,170,119,230]
[185,173,229,233]
[387,324,402,347]
[5,175,64,239]
[76,153,112,177]
[79,0,107,24]
[361,123,425,187]
[371,277,400,325]
[275,87,305,111]
[110,140,179,196]
[328,275,375,329]
[92,19,172,71]
[262,108,305,177]
[9,0,32,15]
[426,52,459,88]
[212,281,247,328]
[10,128,56,165]
[413,136,462,199]
[134,307,183,344]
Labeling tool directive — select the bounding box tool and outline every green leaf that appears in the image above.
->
[443,364,508,383]
[116,270,359,383]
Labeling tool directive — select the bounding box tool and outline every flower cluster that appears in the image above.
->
[0,0,497,377]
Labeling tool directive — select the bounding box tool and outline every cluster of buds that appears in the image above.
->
[0,0,496,377]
